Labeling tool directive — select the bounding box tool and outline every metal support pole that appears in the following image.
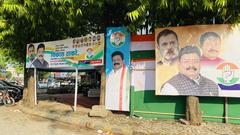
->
[224,97,228,123]
[34,68,37,105]
[213,17,215,24]
[74,68,78,111]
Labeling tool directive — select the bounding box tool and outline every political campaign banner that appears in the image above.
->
[105,27,130,111]
[155,24,240,97]
[130,35,155,92]
[26,34,104,68]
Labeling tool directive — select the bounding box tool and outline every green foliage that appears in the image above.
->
[14,63,24,74]
[0,51,7,69]
[6,71,12,80]
[127,1,148,21]
[38,71,51,80]
[0,0,240,65]
[127,0,240,32]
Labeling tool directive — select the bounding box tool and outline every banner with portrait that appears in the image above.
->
[105,27,130,111]
[26,34,104,68]
[155,24,240,97]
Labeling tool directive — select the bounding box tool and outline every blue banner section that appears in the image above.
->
[219,84,240,90]
[106,27,130,74]
[105,27,130,111]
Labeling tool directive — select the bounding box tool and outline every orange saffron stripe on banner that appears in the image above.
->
[131,58,155,62]
[216,62,238,69]
[119,64,126,111]
[131,35,155,42]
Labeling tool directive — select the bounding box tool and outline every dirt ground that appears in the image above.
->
[0,104,97,135]
[2,99,240,135]
[20,99,240,135]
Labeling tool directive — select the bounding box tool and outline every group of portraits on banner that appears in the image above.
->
[155,24,240,97]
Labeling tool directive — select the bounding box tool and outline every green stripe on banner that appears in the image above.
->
[131,50,155,60]
[26,57,30,62]
[92,50,104,59]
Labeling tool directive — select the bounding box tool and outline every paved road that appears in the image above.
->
[0,105,97,135]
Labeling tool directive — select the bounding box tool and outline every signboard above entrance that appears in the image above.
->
[26,34,104,69]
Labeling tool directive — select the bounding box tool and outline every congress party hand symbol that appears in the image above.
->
[222,64,234,83]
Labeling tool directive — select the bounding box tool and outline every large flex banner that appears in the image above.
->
[26,34,104,68]
[156,24,240,97]
[105,27,130,111]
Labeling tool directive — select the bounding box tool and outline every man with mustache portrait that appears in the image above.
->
[200,32,224,66]
[28,44,35,62]
[157,29,179,65]
[26,43,36,68]
[160,45,219,96]
[32,43,49,68]
[105,51,130,111]
[156,29,180,95]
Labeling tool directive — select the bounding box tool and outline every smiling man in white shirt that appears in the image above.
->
[105,51,130,111]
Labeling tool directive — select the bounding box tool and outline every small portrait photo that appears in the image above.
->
[86,48,94,59]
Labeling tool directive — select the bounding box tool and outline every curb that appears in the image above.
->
[20,107,134,135]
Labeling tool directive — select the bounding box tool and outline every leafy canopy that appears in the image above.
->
[0,0,239,64]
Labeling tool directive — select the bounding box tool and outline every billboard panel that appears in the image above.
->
[155,24,240,97]
[105,27,130,111]
[26,34,104,68]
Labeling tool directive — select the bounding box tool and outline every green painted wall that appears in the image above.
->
[131,90,185,119]
[131,89,240,124]
[228,98,240,124]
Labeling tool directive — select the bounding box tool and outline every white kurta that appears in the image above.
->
[105,65,130,111]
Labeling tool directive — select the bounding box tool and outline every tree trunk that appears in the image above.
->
[22,68,36,108]
[99,67,106,105]
[186,96,202,125]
